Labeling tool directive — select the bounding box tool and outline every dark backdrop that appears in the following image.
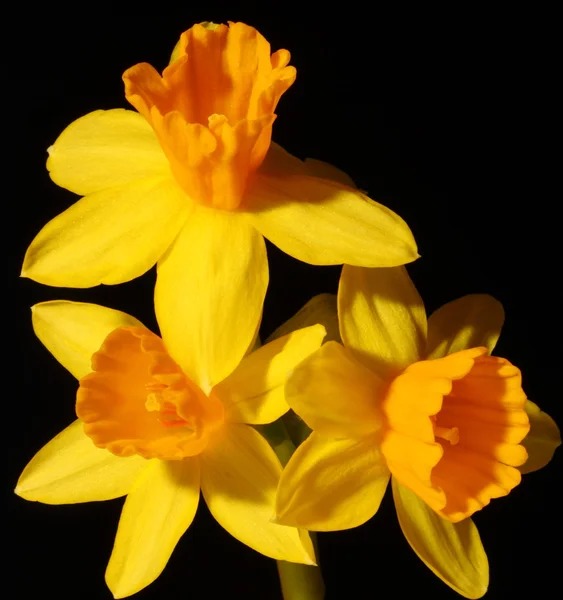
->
[8,3,560,599]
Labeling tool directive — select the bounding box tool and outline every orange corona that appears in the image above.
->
[77,327,225,460]
[123,22,296,210]
[381,347,530,522]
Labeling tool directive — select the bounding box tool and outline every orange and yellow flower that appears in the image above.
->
[274,267,561,598]
[16,299,325,598]
[21,22,418,342]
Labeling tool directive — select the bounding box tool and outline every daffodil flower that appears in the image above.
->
[21,23,418,335]
[275,266,561,598]
[16,299,325,598]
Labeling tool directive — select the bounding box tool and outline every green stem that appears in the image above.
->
[277,532,325,600]
[256,421,326,600]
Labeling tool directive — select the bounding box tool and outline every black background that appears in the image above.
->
[8,3,560,599]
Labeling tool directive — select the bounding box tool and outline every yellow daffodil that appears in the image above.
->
[16,299,326,598]
[21,22,418,312]
[275,267,561,598]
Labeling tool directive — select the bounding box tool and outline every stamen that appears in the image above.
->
[434,425,460,445]
[158,403,191,429]
[145,391,192,429]
[158,414,191,429]
[145,393,161,412]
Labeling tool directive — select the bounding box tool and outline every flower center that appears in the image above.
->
[76,326,224,460]
[432,420,460,445]
[145,385,193,429]
[380,347,530,522]
[123,21,296,210]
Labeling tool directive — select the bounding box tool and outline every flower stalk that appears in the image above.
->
[258,421,325,600]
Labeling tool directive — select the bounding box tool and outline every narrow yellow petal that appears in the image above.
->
[15,420,148,504]
[339,265,426,377]
[245,173,418,267]
[426,294,504,359]
[200,423,315,564]
[286,341,385,437]
[106,459,200,599]
[519,400,561,474]
[214,324,326,424]
[276,432,390,531]
[47,109,170,196]
[265,294,341,345]
[155,207,268,391]
[22,177,190,287]
[32,301,143,379]
[392,479,488,599]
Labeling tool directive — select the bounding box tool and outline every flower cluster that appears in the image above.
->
[17,21,560,600]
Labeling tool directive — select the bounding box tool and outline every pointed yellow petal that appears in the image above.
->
[276,432,390,531]
[258,142,357,188]
[32,301,143,379]
[155,208,268,391]
[22,177,190,287]
[245,173,418,267]
[519,400,561,474]
[200,423,315,564]
[339,265,426,377]
[426,294,504,359]
[106,459,200,599]
[302,158,357,187]
[258,142,306,177]
[47,109,169,196]
[265,294,341,345]
[214,324,326,424]
[392,479,488,599]
[15,420,148,504]
[286,341,385,437]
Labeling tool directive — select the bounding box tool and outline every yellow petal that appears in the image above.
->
[286,341,385,437]
[245,173,418,267]
[258,142,312,177]
[519,400,561,474]
[265,294,341,345]
[214,324,326,424]
[339,265,426,377]
[392,479,488,599]
[106,459,200,599]
[47,109,170,196]
[155,207,268,392]
[200,423,315,564]
[258,142,357,188]
[15,420,147,504]
[32,301,143,379]
[302,158,357,187]
[426,294,504,359]
[276,432,390,531]
[22,177,190,287]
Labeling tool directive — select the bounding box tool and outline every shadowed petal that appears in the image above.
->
[426,295,504,359]
[276,432,390,531]
[519,400,561,474]
[339,265,426,377]
[201,423,315,564]
[393,479,488,599]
